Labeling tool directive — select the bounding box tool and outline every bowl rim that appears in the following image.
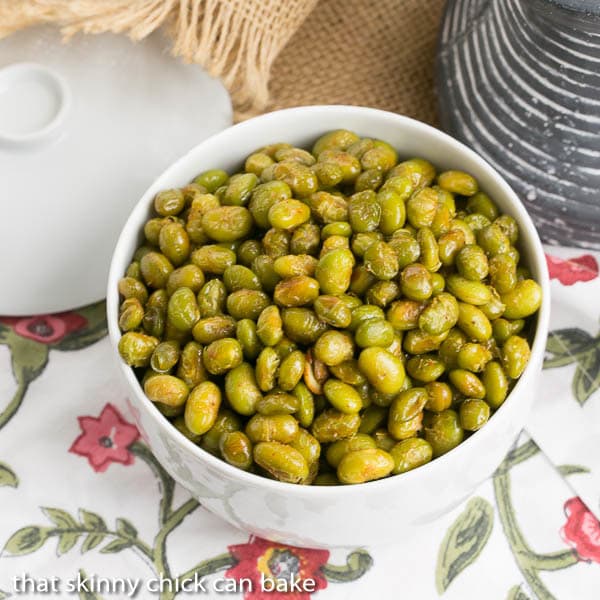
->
[107,104,551,496]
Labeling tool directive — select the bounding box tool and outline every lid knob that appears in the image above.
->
[0,62,70,149]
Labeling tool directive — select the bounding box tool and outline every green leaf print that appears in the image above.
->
[10,335,49,383]
[544,326,600,405]
[557,464,590,477]
[572,346,600,405]
[0,462,18,488]
[545,328,592,356]
[58,532,81,556]
[79,510,108,553]
[43,507,78,529]
[116,518,138,539]
[79,510,107,532]
[81,532,106,553]
[4,526,50,555]
[507,585,531,600]
[100,539,133,554]
[435,497,494,593]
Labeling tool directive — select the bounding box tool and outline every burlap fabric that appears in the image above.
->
[270,0,445,125]
[0,0,445,123]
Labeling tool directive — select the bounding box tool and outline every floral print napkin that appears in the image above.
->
[0,247,599,600]
[526,248,600,523]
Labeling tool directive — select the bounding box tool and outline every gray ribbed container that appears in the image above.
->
[437,0,600,249]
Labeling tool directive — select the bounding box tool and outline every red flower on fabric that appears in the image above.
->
[69,404,140,472]
[0,312,87,344]
[560,497,600,563]
[546,254,599,285]
[226,536,329,599]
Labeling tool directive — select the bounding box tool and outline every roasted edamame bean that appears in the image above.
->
[501,279,543,319]
[313,330,354,366]
[184,381,221,435]
[150,340,180,373]
[256,391,299,416]
[482,361,509,408]
[325,434,377,468]
[203,338,243,375]
[337,448,394,484]
[225,363,262,415]
[418,293,459,335]
[388,388,427,439]
[438,170,478,196]
[246,414,299,443]
[278,350,306,391]
[502,335,531,378]
[220,431,253,470]
[119,298,144,332]
[253,442,309,483]
[449,369,486,399]
[390,438,433,474]
[119,332,158,367]
[144,374,189,407]
[323,379,363,414]
[424,410,464,457]
[459,399,490,431]
[200,409,241,454]
[311,409,361,443]
[177,341,208,387]
[358,347,406,395]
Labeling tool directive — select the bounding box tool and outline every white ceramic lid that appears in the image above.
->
[0,26,232,315]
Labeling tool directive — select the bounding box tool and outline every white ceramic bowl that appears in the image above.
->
[107,106,550,548]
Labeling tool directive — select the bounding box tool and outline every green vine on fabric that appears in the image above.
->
[0,327,48,432]
[3,508,152,560]
[435,439,579,597]
[320,550,373,582]
[544,326,600,405]
[493,441,578,600]
[435,497,494,593]
[3,444,200,599]
[2,439,372,600]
